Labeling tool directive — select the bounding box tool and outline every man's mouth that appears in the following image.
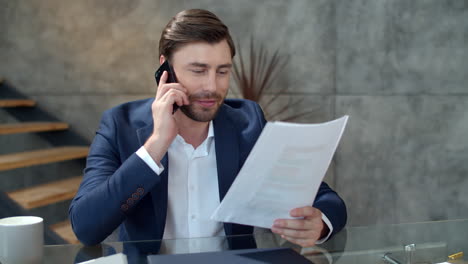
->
[196,99,216,107]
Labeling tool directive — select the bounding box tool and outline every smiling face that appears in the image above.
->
[169,39,232,122]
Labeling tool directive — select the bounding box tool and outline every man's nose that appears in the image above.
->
[203,72,217,92]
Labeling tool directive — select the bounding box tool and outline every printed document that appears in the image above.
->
[211,116,349,228]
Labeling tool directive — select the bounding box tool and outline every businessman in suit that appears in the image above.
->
[69,9,347,249]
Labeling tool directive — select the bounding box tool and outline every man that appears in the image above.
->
[69,9,346,249]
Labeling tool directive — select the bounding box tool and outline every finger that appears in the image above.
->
[159,71,168,87]
[280,235,317,248]
[290,206,321,218]
[273,218,314,230]
[160,83,187,93]
[155,71,168,100]
[156,83,187,101]
[271,226,316,239]
[161,89,184,105]
[160,89,189,107]
[175,89,189,106]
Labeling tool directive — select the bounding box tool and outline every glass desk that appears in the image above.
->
[44,219,468,264]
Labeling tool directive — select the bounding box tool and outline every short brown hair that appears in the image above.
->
[159,9,236,60]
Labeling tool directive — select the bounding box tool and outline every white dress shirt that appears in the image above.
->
[137,122,224,253]
[136,121,333,249]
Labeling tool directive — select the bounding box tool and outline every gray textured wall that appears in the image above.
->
[1,0,467,227]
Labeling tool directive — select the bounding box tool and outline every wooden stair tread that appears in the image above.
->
[0,99,36,107]
[0,146,89,171]
[7,176,82,209]
[50,220,80,244]
[0,122,69,135]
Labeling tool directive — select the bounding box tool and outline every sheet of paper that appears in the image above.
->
[78,253,128,264]
[210,116,348,228]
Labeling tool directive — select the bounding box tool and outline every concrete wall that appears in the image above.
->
[1,0,467,226]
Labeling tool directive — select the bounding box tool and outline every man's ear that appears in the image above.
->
[159,55,166,65]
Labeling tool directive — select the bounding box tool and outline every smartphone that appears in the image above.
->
[154,60,179,113]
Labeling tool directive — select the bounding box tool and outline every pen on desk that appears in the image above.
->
[448,251,463,260]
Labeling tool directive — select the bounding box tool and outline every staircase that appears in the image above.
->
[0,78,88,244]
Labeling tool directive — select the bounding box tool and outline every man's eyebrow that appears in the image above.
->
[188,62,209,68]
[217,63,232,69]
[187,62,233,68]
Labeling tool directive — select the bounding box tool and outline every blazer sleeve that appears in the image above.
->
[313,182,347,238]
[69,109,161,245]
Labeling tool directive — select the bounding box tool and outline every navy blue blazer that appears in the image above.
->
[69,98,347,246]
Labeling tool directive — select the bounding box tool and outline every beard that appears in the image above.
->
[180,91,225,122]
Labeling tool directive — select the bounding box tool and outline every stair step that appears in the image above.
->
[0,146,89,171]
[0,122,69,135]
[7,176,82,209]
[50,220,80,244]
[0,99,36,108]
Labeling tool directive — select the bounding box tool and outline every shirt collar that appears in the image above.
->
[204,121,215,155]
[173,121,215,156]
[207,120,214,140]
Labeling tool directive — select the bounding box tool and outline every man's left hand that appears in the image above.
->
[271,206,329,248]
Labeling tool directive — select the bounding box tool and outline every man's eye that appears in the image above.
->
[192,70,205,74]
[217,70,229,75]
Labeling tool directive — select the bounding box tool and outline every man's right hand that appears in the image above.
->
[143,70,189,164]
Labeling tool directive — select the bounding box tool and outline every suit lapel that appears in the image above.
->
[136,99,154,147]
[136,123,153,147]
[214,106,240,237]
[214,105,239,202]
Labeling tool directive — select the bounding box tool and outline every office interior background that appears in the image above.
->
[1,0,467,241]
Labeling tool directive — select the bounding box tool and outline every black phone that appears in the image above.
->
[155,60,179,113]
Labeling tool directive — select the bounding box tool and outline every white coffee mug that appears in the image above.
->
[0,216,44,264]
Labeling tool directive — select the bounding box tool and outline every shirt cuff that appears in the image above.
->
[315,213,333,244]
[136,146,165,175]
